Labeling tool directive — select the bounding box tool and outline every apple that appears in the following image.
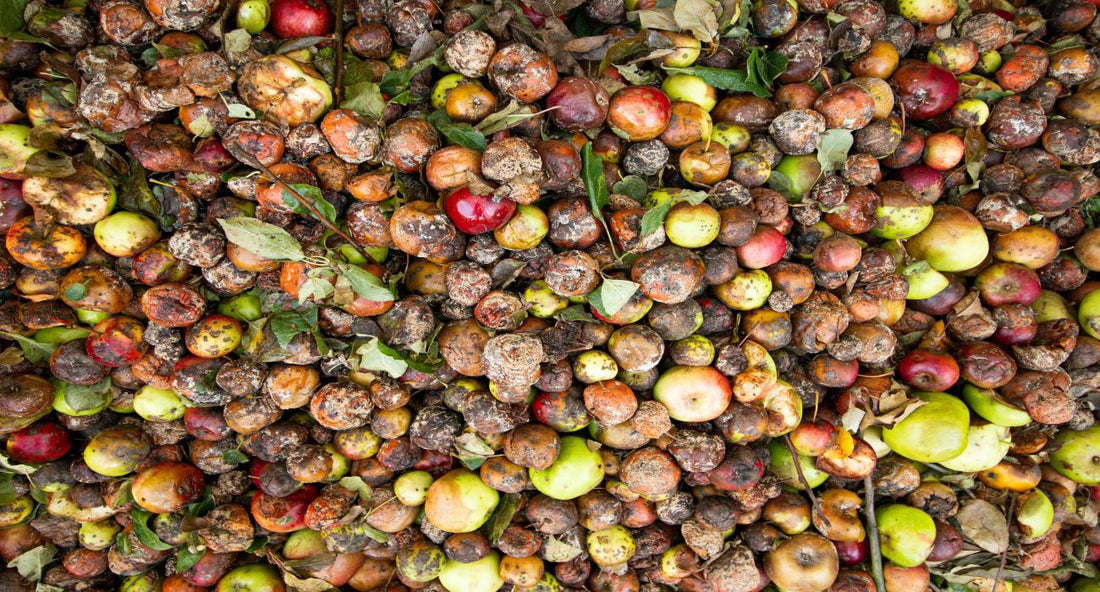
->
[1032,290,1072,322]
[587,525,637,567]
[896,349,959,391]
[216,564,286,592]
[770,154,821,200]
[735,225,787,269]
[270,0,333,38]
[653,365,732,422]
[871,189,934,240]
[237,0,271,33]
[439,551,505,592]
[938,423,1011,472]
[424,469,499,532]
[133,385,186,422]
[0,124,39,178]
[894,164,945,204]
[906,206,989,272]
[1015,489,1054,539]
[876,504,936,567]
[1051,425,1100,484]
[529,435,605,500]
[6,422,70,464]
[131,461,205,513]
[443,188,516,235]
[835,539,870,566]
[768,438,829,489]
[237,55,333,127]
[960,383,1031,427]
[393,470,434,506]
[83,425,151,477]
[715,269,773,311]
[882,392,970,463]
[884,563,930,592]
[975,263,1042,307]
[903,261,950,300]
[251,484,318,533]
[764,533,839,592]
[283,529,365,586]
[1079,287,1100,339]
[789,421,838,457]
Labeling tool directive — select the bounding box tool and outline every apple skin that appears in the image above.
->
[1079,288,1100,340]
[882,391,970,463]
[6,422,71,464]
[735,225,787,269]
[443,188,517,235]
[216,564,286,592]
[653,365,733,423]
[270,0,333,38]
[896,349,959,392]
[439,551,505,592]
[250,484,318,533]
[871,192,934,240]
[529,435,605,500]
[938,423,1011,473]
[424,469,500,532]
[1051,425,1100,485]
[906,206,989,272]
[283,529,365,586]
[960,383,1031,427]
[876,504,937,567]
[1016,489,1054,538]
[903,262,950,300]
[767,438,829,489]
[975,263,1042,307]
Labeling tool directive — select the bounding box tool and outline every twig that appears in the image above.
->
[784,435,829,529]
[864,474,886,592]
[334,0,346,105]
[245,155,362,253]
[992,494,1016,592]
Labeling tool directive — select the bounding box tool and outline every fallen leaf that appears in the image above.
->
[956,499,1009,554]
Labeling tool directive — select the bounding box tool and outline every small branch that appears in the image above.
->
[784,435,829,529]
[992,494,1016,592]
[334,0,346,105]
[245,155,362,253]
[864,474,886,592]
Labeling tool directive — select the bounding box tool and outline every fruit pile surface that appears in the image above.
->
[2,0,1100,590]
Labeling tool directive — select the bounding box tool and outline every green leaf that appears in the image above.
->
[639,200,673,238]
[378,52,440,97]
[816,129,853,174]
[455,432,494,470]
[62,378,112,413]
[355,338,408,379]
[663,66,771,97]
[62,283,86,302]
[269,307,319,349]
[225,102,257,119]
[222,448,249,464]
[427,110,487,152]
[341,81,386,120]
[0,331,56,365]
[176,544,205,572]
[746,47,788,89]
[476,101,540,135]
[581,142,609,223]
[614,63,657,85]
[245,536,269,553]
[342,264,396,302]
[0,473,16,505]
[185,487,215,517]
[0,0,29,36]
[338,476,371,500]
[587,278,639,317]
[117,158,164,224]
[281,184,337,224]
[555,305,599,323]
[612,175,648,201]
[7,545,56,582]
[217,217,305,262]
[130,509,175,550]
[485,493,520,544]
[37,583,65,592]
[297,276,334,305]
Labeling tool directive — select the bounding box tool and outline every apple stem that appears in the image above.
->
[783,435,830,529]
[992,493,1016,592]
[863,474,886,592]
[334,0,345,105]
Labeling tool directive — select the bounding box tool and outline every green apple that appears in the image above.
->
[132,386,185,422]
[906,205,989,272]
[587,525,637,567]
[75,308,113,325]
[218,293,263,322]
[236,0,270,33]
[1050,425,1100,484]
[394,470,434,506]
[938,423,1011,472]
[79,519,121,551]
[424,469,499,533]
[1072,579,1100,592]
[882,391,969,463]
[0,123,40,177]
[83,426,151,477]
[769,154,821,201]
[1015,489,1053,538]
[904,261,950,300]
[715,269,772,311]
[439,551,505,592]
[768,438,829,489]
[872,194,934,239]
[662,73,717,111]
[94,211,160,258]
[1079,287,1100,339]
[53,380,113,417]
[215,564,286,592]
[1032,289,1072,322]
[530,436,605,500]
[960,384,1031,427]
[876,504,936,567]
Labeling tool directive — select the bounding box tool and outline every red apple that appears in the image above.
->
[891,60,960,120]
[251,484,318,533]
[653,365,733,423]
[975,262,1042,307]
[789,421,838,457]
[184,406,233,441]
[6,421,71,464]
[834,539,870,566]
[269,0,333,38]
[283,530,366,586]
[896,349,960,392]
[0,178,30,234]
[894,164,944,204]
[736,225,787,269]
[193,138,236,173]
[443,188,517,235]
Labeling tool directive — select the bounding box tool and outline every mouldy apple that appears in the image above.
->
[1051,425,1100,485]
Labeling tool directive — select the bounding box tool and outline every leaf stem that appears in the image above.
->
[992,494,1016,592]
[864,474,886,592]
[783,435,829,528]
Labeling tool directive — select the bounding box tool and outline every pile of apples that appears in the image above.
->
[3,0,1100,589]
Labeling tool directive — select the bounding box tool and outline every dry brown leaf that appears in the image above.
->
[956,499,1009,554]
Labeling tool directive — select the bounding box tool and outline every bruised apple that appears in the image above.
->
[653,365,733,422]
